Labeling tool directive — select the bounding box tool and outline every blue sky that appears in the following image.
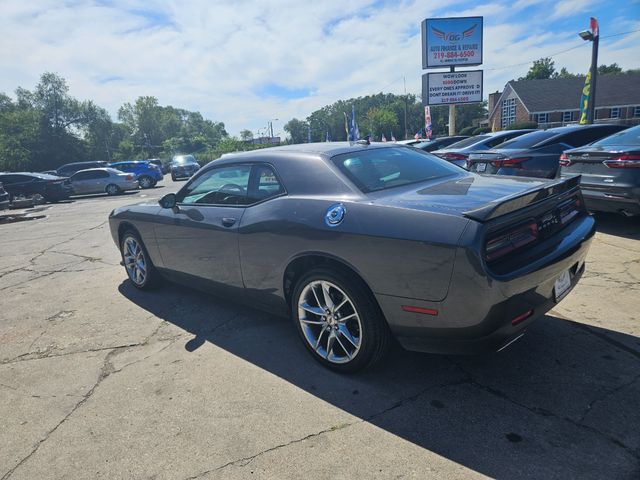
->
[0,0,638,136]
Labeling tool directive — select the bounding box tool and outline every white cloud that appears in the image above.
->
[0,0,636,136]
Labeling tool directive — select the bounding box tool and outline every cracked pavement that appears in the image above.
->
[1,181,639,479]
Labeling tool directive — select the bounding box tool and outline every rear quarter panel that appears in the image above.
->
[238,196,470,304]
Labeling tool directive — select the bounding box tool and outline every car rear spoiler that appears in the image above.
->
[463,175,582,222]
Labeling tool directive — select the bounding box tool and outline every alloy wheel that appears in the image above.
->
[123,236,147,286]
[297,280,362,364]
[139,176,152,188]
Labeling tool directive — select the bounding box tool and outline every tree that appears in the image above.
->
[283,118,309,144]
[520,58,556,80]
[598,63,622,75]
[240,129,254,141]
[557,67,581,79]
[363,108,399,140]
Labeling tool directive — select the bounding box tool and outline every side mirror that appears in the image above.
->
[159,193,177,209]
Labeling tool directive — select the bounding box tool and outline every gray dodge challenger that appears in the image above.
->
[109,142,595,372]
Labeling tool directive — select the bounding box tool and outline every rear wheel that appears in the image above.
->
[292,268,390,373]
[120,231,160,289]
[106,184,120,195]
[171,173,177,181]
[138,175,153,189]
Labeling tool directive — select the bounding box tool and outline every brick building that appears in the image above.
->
[487,74,640,131]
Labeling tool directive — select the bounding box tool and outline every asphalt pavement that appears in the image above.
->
[1,178,639,479]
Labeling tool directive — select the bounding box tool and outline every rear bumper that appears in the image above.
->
[580,185,640,215]
[120,181,139,191]
[377,214,596,354]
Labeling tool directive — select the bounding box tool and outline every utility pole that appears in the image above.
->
[588,28,599,124]
[403,76,408,140]
[448,66,456,135]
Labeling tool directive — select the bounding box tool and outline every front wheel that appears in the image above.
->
[120,231,160,289]
[292,268,390,373]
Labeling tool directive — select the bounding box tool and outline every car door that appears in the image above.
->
[69,171,92,194]
[154,164,253,288]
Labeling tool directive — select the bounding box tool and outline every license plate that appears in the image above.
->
[554,270,572,301]
[476,163,487,172]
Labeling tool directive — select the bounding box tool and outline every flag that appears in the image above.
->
[391,133,396,142]
[325,131,331,142]
[424,106,433,139]
[343,112,349,140]
[579,70,591,124]
[349,104,360,141]
[414,127,425,139]
[590,17,599,37]
[381,134,387,143]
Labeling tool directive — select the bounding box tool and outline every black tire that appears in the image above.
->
[291,267,391,373]
[171,174,177,181]
[139,175,153,189]
[106,184,121,196]
[120,230,160,290]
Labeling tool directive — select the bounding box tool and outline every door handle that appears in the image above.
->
[221,217,236,227]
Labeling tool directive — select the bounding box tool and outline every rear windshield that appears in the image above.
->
[445,135,490,149]
[590,126,640,146]
[498,130,558,149]
[332,147,460,193]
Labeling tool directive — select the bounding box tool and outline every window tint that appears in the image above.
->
[178,165,252,205]
[332,148,459,193]
[71,171,92,181]
[562,127,623,148]
[446,135,490,149]
[249,165,285,202]
[485,133,520,148]
[591,126,639,146]
[497,130,558,149]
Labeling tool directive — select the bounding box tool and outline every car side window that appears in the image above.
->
[96,170,110,178]
[178,165,252,206]
[71,171,89,181]
[248,165,285,202]
[486,135,513,148]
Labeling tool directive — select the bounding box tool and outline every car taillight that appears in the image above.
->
[491,157,531,168]
[603,155,640,168]
[559,153,572,167]
[441,152,467,161]
[485,222,539,262]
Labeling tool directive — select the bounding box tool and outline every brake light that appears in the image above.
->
[441,152,467,161]
[492,157,531,168]
[485,222,539,261]
[603,155,640,169]
[559,153,572,167]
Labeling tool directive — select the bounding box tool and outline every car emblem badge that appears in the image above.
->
[325,203,346,226]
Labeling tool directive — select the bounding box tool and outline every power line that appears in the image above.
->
[484,28,640,71]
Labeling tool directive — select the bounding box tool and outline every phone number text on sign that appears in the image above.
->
[423,70,483,106]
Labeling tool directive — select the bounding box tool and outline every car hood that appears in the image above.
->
[365,173,548,217]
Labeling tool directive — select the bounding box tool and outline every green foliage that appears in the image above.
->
[505,121,538,130]
[363,108,399,139]
[283,118,309,144]
[459,126,476,135]
[519,58,556,80]
[0,72,229,172]
[597,63,623,75]
[557,67,581,79]
[472,127,492,135]
[240,129,254,141]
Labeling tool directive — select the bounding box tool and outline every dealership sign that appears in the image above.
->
[423,70,483,105]
[421,17,483,69]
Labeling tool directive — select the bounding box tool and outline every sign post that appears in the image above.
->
[421,16,484,135]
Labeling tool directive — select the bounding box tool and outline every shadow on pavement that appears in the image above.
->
[118,280,640,479]
[593,212,640,239]
[70,191,140,201]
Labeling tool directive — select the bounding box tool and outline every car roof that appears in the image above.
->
[0,172,60,179]
[110,160,148,165]
[218,141,402,162]
[73,167,119,174]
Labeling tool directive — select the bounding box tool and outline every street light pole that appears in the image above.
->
[579,18,599,124]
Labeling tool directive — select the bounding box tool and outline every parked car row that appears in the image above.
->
[0,154,202,207]
[416,124,638,216]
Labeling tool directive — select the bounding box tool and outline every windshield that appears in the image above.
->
[332,147,460,193]
[172,155,197,164]
[445,135,490,149]
[497,130,559,149]
[590,126,639,146]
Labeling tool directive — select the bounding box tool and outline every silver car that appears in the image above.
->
[69,168,138,196]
